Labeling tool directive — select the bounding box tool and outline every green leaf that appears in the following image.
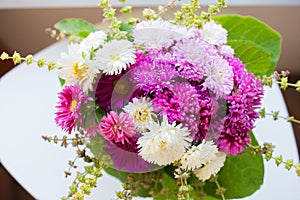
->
[227,40,271,76]
[214,15,282,76]
[153,172,176,200]
[59,78,65,86]
[54,18,98,38]
[204,132,264,199]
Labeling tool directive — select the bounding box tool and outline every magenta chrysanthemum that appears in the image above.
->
[217,57,263,155]
[194,84,213,142]
[152,88,182,122]
[99,111,137,144]
[131,51,179,93]
[55,83,89,134]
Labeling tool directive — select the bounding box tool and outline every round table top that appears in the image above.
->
[0,40,300,200]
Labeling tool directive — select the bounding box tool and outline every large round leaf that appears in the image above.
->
[214,15,282,76]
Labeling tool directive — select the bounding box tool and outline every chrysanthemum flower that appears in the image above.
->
[217,57,263,155]
[55,83,89,134]
[172,38,209,81]
[203,56,234,98]
[78,30,106,55]
[133,19,188,49]
[123,97,156,132]
[193,152,226,181]
[93,39,136,75]
[171,82,201,138]
[99,111,137,144]
[180,141,219,170]
[137,115,192,166]
[200,20,228,46]
[131,51,179,93]
[152,88,182,123]
[58,44,99,91]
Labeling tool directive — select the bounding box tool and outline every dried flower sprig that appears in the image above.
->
[0,51,57,71]
[259,108,300,126]
[250,143,300,176]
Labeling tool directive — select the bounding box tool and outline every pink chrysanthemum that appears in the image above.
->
[172,83,201,138]
[55,83,89,134]
[99,111,137,144]
[217,57,263,155]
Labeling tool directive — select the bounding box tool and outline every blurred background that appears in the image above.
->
[0,1,300,199]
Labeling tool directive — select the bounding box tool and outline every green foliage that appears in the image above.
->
[54,18,98,38]
[214,15,282,76]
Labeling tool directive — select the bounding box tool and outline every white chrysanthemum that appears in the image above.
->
[58,43,99,91]
[201,21,228,45]
[219,45,235,58]
[79,30,106,54]
[123,97,156,132]
[203,56,234,97]
[93,39,135,75]
[180,141,219,170]
[133,19,188,49]
[193,152,226,181]
[137,115,192,166]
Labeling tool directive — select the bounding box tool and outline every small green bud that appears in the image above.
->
[294,164,300,176]
[259,108,266,118]
[275,155,283,166]
[98,0,109,8]
[216,187,227,195]
[265,151,272,161]
[47,61,56,71]
[12,51,22,64]
[0,52,9,60]
[272,111,279,121]
[120,5,132,14]
[84,165,93,174]
[25,55,33,65]
[296,80,300,92]
[287,116,295,122]
[285,159,293,170]
[280,77,288,90]
[37,57,46,67]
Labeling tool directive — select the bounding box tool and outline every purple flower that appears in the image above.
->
[217,57,263,155]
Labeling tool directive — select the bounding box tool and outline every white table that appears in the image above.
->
[0,40,300,200]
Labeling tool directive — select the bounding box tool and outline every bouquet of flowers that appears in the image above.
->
[1,0,300,199]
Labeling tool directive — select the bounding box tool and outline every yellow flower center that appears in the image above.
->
[110,53,120,61]
[70,100,78,112]
[159,141,167,149]
[73,62,88,80]
[133,109,149,123]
